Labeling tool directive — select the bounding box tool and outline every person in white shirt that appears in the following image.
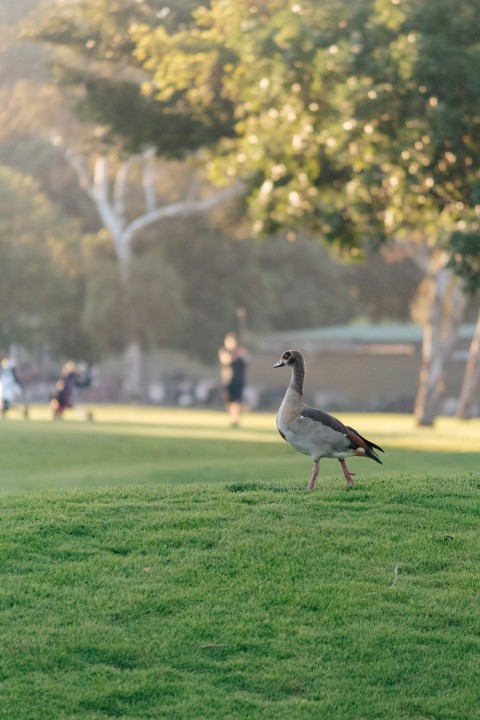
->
[0,358,24,418]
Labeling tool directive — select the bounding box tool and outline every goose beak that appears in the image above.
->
[274,359,285,368]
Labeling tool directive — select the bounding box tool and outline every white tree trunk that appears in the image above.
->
[122,339,144,400]
[414,268,467,426]
[456,308,480,419]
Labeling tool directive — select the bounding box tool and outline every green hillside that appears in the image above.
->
[1,408,480,718]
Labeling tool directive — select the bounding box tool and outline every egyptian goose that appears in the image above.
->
[274,350,383,489]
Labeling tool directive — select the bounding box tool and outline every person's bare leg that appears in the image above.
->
[229,402,241,426]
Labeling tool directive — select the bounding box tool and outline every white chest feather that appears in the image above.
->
[276,388,303,433]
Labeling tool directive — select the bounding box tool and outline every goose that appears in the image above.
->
[274,349,384,490]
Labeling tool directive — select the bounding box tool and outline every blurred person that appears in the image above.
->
[218,332,249,426]
[0,357,25,418]
[50,361,92,419]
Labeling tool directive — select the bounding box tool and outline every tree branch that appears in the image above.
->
[121,182,245,247]
[54,138,93,198]
[142,148,157,213]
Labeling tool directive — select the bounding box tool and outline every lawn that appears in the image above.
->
[0,405,479,491]
[1,406,480,719]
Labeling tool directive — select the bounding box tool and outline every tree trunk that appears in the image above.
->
[455,308,480,419]
[414,269,467,426]
[117,253,145,400]
[122,339,144,400]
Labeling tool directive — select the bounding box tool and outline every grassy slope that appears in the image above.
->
[1,408,480,719]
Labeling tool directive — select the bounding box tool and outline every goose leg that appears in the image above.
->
[339,459,355,486]
[308,461,320,491]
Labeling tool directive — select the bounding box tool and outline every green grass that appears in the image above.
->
[0,405,479,491]
[1,407,480,719]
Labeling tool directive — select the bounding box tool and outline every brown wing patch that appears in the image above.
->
[345,427,369,452]
[346,426,384,453]
[346,426,383,464]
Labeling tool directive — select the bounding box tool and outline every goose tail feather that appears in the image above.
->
[366,446,383,465]
[347,426,384,464]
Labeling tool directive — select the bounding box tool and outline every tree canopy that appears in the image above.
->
[27,0,480,251]
[23,0,235,155]
[13,0,480,407]
[144,0,480,245]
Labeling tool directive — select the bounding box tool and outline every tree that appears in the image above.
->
[456,310,480,419]
[18,0,245,396]
[410,256,467,424]
[51,141,243,394]
[160,228,355,362]
[20,0,235,155]
[448,232,480,418]
[82,232,187,366]
[0,163,90,358]
[23,0,480,417]
[22,0,480,245]
[126,0,480,424]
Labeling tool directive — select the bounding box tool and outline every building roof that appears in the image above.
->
[258,323,476,354]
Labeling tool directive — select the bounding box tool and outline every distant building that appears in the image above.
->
[251,324,476,414]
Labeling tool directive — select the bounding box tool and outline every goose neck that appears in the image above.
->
[290,359,305,397]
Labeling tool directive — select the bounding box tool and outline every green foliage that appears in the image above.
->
[82,254,124,353]
[199,0,480,242]
[255,237,353,330]
[73,217,420,363]
[24,0,200,57]
[44,1,478,241]
[14,0,478,363]
[28,0,480,277]
[0,163,91,356]
[160,229,355,361]
[0,408,480,719]
[344,251,422,322]
[448,231,480,295]
[23,0,235,155]
[125,224,420,362]
[74,77,233,156]
[161,227,269,360]
[0,138,100,231]
[129,253,188,348]
[24,0,141,59]
[82,234,187,352]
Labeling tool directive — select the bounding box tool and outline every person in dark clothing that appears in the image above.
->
[228,348,248,402]
[51,361,91,419]
[218,333,249,426]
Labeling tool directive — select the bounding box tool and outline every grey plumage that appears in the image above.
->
[274,349,384,489]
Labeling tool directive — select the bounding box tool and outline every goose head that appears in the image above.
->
[274,349,304,368]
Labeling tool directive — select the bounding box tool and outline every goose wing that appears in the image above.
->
[301,407,383,464]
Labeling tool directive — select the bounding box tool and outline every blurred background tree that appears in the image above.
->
[115,0,480,423]
[0,163,90,358]
[1,0,478,418]
[448,232,480,419]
